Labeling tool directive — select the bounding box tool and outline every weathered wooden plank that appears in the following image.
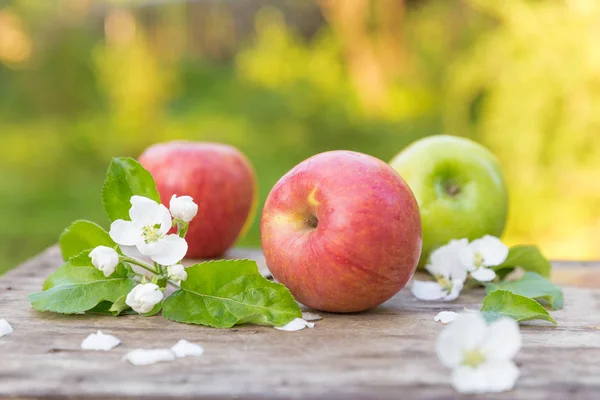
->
[1,247,600,399]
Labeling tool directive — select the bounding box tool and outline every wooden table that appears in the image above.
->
[1,247,600,399]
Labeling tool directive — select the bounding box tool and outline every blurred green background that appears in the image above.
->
[1,0,599,274]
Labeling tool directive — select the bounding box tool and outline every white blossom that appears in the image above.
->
[0,319,13,337]
[460,236,509,282]
[123,349,176,366]
[89,246,119,277]
[275,318,315,331]
[170,194,198,223]
[436,313,521,394]
[411,239,469,301]
[81,330,121,351]
[167,264,187,283]
[126,283,163,314]
[109,196,188,266]
[434,311,459,324]
[171,339,204,358]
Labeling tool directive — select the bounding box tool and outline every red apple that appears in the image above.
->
[139,141,257,258]
[261,150,422,312]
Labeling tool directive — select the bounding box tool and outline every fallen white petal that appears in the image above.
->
[301,312,322,321]
[434,311,459,324]
[123,349,176,366]
[275,318,315,331]
[411,280,447,301]
[171,339,204,358]
[81,330,121,351]
[0,319,13,337]
[470,267,496,282]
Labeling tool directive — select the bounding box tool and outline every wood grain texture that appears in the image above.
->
[1,247,600,399]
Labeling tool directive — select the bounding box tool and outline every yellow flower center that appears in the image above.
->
[142,224,163,244]
[463,349,486,368]
[474,251,484,268]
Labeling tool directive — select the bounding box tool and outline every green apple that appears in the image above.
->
[389,135,508,268]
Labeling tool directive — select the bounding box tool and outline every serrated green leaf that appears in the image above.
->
[102,157,160,222]
[162,259,301,328]
[481,289,556,324]
[59,220,116,260]
[493,245,551,278]
[486,272,564,310]
[28,251,136,314]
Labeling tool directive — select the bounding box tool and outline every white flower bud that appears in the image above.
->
[167,264,187,283]
[169,194,198,223]
[89,246,120,277]
[126,283,163,314]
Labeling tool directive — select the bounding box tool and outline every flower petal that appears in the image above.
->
[158,204,174,235]
[109,220,139,246]
[444,279,464,301]
[129,196,164,227]
[0,319,13,337]
[434,311,459,324]
[451,365,489,394]
[470,267,497,282]
[452,361,520,394]
[147,234,188,265]
[171,339,204,358]
[472,235,509,267]
[275,318,315,331]
[427,240,469,282]
[81,330,121,351]
[436,313,487,368]
[302,312,322,321]
[459,247,477,271]
[411,281,447,301]
[481,317,522,362]
[123,349,176,366]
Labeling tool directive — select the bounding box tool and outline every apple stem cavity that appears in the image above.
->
[304,214,319,229]
[445,182,461,197]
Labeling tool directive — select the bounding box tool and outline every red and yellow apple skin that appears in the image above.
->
[139,141,257,259]
[261,150,422,313]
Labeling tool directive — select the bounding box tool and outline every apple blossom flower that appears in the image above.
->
[0,319,13,337]
[434,311,459,324]
[89,246,120,277]
[81,330,121,351]
[167,264,187,283]
[126,283,163,314]
[436,313,521,394]
[123,349,176,366]
[170,194,198,223]
[411,239,469,301]
[171,339,204,358]
[109,196,188,266]
[275,318,315,331]
[460,235,509,282]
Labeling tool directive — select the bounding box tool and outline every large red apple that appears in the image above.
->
[139,141,257,258]
[261,150,422,312]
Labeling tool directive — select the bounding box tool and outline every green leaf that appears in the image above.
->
[59,220,116,260]
[108,295,130,315]
[486,272,564,310]
[481,289,556,324]
[28,251,136,314]
[162,259,301,328]
[493,245,551,278]
[102,157,160,222]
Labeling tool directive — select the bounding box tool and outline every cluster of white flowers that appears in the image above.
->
[436,312,522,394]
[412,235,509,301]
[88,194,198,315]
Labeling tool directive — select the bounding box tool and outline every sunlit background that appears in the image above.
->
[1,0,599,274]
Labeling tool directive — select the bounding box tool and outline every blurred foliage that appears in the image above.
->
[0,0,598,274]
